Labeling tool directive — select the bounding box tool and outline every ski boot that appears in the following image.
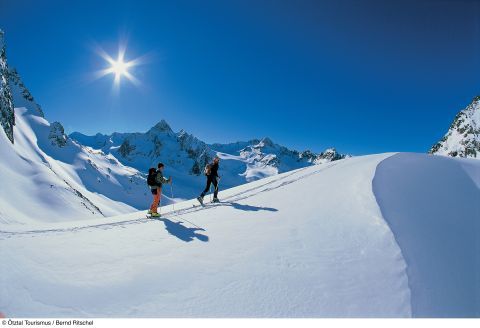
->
[212,197,220,203]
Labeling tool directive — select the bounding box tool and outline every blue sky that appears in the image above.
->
[1,0,479,155]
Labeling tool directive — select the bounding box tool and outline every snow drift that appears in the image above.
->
[373,153,480,317]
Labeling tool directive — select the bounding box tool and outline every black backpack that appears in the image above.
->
[147,168,157,186]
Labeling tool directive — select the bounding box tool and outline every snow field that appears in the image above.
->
[1,154,411,317]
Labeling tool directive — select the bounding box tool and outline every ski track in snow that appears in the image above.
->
[0,160,341,238]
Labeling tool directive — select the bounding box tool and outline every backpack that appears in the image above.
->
[147,168,157,186]
[204,163,212,176]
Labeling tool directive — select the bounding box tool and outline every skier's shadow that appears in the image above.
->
[220,202,278,212]
[156,218,209,242]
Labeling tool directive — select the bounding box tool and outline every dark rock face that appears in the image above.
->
[0,30,15,143]
[118,139,136,158]
[429,97,480,159]
[49,122,68,147]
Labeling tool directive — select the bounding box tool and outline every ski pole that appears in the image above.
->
[159,187,162,216]
[170,182,175,212]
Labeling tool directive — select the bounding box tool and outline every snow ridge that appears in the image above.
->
[373,153,480,317]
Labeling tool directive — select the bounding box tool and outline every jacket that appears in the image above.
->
[208,162,219,179]
[152,170,170,188]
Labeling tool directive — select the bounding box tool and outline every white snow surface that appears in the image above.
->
[1,153,478,317]
[1,154,413,317]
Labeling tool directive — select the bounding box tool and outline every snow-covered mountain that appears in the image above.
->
[70,121,213,199]
[429,96,480,158]
[2,153,478,317]
[70,125,347,200]
[0,30,153,224]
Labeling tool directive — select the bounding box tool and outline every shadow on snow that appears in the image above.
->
[218,202,278,212]
[149,201,276,242]
[155,218,209,243]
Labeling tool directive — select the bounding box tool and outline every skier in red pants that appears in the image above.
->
[147,163,172,217]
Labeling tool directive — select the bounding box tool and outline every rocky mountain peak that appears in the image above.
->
[318,148,343,161]
[429,96,480,159]
[149,119,173,134]
[260,137,275,147]
[251,137,275,149]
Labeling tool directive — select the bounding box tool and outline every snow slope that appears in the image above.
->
[373,153,480,317]
[1,154,413,317]
[0,90,155,224]
[2,153,478,317]
[0,106,149,224]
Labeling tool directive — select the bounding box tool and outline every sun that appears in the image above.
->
[107,55,134,84]
[93,44,145,88]
[111,58,129,77]
[103,52,136,85]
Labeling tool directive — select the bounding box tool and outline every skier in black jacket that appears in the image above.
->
[197,156,220,204]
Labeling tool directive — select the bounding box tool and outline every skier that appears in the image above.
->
[147,163,172,217]
[197,156,221,205]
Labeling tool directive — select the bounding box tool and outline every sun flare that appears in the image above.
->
[93,44,145,88]
[111,58,129,78]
